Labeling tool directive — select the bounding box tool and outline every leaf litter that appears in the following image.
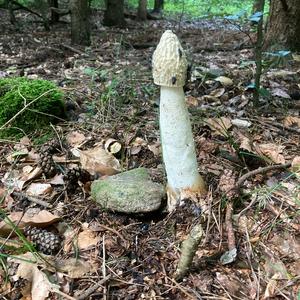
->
[0,8,300,300]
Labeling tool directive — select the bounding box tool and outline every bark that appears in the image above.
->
[137,0,147,21]
[70,0,90,46]
[253,0,265,106]
[152,0,163,13]
[48,0,59,23]
[265,0,300,51]
[103,0,125,27]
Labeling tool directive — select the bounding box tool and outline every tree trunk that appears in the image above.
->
[265,0,300,51]
[103,0,125,27]
[252,0,261,13]
[70,0,90,46]
[48,0,59,23]
[152,0,163,13]
[137,0,147,21]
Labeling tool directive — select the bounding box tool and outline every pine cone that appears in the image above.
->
[38,140,61,177]
[24,226,61,255]
[64,167,92,192]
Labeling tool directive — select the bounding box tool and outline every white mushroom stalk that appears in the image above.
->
[152,30,206,211]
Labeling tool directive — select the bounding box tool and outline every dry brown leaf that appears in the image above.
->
[205,117,232,136]
[254,143,285,164]
[147,142,161,156]
[77,229,101,250]
[214,76,233,86]
[0,210,60,236]
[56,258,96,278]
[26,183,52,196]
[239,134,253,152]
[62,228,79,252]
[8,253,59,300]
[80,146,120,176]
[21,166,43,182]
[66,131,86,147]
[263,256,289,299]
[18,263,56,300]
[209,87,225,97]
[271,88,291,99]
[291,156,300,172]
[49,174,65,185]
[283,116,300,128]
[131,137,147,155]
[186,95,199,107]
[203,95,220,103]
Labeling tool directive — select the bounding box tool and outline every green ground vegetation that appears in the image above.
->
[91,0,254,17]
[0,77,65,138]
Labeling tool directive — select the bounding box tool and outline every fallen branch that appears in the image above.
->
[12,191,51,208]
[236,162,291,191]
[264,119,300,134]
[174,224,204,281]
[76,274,112,300]
[225,202,236,251]
[60,44,89,56]
[0,88,57,131]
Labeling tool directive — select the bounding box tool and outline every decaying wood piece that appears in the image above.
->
[174,224,204,281]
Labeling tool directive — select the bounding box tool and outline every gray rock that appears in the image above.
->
[91,168,165,213]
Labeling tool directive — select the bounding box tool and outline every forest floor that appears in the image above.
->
[0,8,300,300]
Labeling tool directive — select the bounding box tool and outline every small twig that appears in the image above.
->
[203,189,213,245]
[76,274,112,300]
[12,191,51,208]
[174,224,204,281]
[266,202,300,231]
[51,288,77,300]
[0,237,23,248]
[0,89,57,130]
[236,195,258,219]
[167,277,197,299]
[225,201,236,251]
[10,0,44,19]
[264,120,300,134]
[60,43,89,56]
[236,163,291,191]
[97,223,127,244]
[102,234,107,300]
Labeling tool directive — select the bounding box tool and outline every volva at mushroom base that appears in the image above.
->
[152,30,206,211]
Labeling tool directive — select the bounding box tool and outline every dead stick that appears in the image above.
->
[76,274,112,300]
[225,202,236,251]
[12,191,51,208]
[264,120,300,134]
[0,89,57,130]
[236,163,291,191]
[174,224,203,281]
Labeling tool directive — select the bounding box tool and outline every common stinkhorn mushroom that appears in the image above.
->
[152,30,206,211]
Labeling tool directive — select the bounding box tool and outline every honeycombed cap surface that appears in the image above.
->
[152,30,188,88]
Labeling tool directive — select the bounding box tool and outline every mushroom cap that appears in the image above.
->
[152,30,188,88]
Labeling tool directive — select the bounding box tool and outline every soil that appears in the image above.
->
[0,7,300,300]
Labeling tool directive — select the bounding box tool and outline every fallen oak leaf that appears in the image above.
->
[80,146,120,176]
[0,210,60,236]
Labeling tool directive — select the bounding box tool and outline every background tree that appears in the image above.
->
[152,0,163,13]
[265,0,300,51]
[137,0,147,20]
[103,0,125,27]
[70,0,90,45]
[48,0,59,23]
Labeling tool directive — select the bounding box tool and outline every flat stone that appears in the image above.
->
[91,168,165,214]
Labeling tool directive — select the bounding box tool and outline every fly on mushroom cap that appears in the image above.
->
[152,30,188,88]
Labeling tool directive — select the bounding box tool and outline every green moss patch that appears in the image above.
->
[0,77,65,138]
